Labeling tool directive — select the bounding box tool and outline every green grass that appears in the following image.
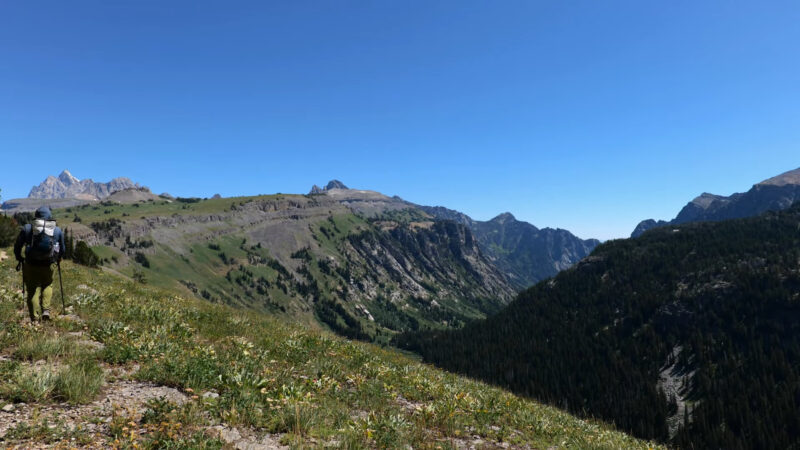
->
[1,334,104,404]
[0,362,58,402]
[90,243,124,260]
[0,251,666,449]
[13,332,77,361]
[54,355,105,404]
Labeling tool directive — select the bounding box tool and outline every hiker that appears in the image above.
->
[13,206,65,322]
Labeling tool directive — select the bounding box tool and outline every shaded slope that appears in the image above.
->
[402,203,800,448]
[420,206,599,289]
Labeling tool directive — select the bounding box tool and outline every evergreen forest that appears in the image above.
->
[398,203,800,449]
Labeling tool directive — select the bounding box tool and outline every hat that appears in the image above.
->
[34,206,52,220]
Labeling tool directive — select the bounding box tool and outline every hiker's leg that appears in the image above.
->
[41,285,53,316]
[30,287,42,321]
[24,267,38,321]
[39,267,54,316]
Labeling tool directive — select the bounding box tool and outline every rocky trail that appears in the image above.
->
[0,294,287,449]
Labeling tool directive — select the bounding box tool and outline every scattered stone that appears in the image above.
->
[396,395,423,413]
[207,425,288,450]
[76,284,98,294]
[76,339,105,351]
[2,404,14,413]
[203,391,219,399]
[59,314,84,324]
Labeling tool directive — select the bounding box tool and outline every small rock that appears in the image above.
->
[2,404,15,412]
[76,284,98,294]
[203,391,219,399]
[219,427,242,443]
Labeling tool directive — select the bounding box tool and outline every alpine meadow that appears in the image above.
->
[3,2,800,449]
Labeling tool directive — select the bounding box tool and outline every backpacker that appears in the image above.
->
[26,219,59,265]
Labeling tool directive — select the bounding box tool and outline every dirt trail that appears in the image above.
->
[0,309,287,449]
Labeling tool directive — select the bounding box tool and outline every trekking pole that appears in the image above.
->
[16,261,25,300]
[57,261,66,314]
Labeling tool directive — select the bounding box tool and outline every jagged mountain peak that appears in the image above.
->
[28,171,142,200]
[309,180,350,195]
[58,169,80,186]
[326,180,348,190]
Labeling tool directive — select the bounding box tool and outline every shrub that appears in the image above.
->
[133,268,147,284]
[134,252,151,268]
[73,241,99,267]
[0,214,18,247]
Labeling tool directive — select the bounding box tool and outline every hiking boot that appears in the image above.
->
[42,310,51,321]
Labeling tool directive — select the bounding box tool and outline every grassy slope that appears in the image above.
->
[60,197,509,341]
[0,253,661,449]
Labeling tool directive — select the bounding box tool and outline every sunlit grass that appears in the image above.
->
[0,251,665,448]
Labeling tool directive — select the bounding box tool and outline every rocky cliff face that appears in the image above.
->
[632,167,800,237]
[420,207,598,289]
[28,170,140,200]
[471,213,600,289]
[308,184,599,290]
[346,221,514,305]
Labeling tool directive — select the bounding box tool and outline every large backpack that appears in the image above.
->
[26,219,59,265]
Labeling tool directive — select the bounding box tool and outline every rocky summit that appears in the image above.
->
[1,171,148,213]
[28,170,141,200]
[309,179,350,195]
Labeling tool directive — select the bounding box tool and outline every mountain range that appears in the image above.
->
[24,177,594,344]
[28,169,141,200]
[402,202,800,448]
[13,171,595,316]
[1,170,159,213]
[419,206,599,289]
[6,166,800,449]
[632,167,800,237]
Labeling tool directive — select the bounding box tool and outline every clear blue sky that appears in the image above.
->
[1,1,798,240]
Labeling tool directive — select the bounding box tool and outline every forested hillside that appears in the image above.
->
[400,203,800,449]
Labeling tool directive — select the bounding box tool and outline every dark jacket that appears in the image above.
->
[13,206,66,265]
[14,224,65,265]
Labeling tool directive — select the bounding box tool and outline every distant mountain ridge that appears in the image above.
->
[632,167,800,237]
[1,170,149,213]
[306,180,599,289]
[419,206,599,289]
[28,169,141,200]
